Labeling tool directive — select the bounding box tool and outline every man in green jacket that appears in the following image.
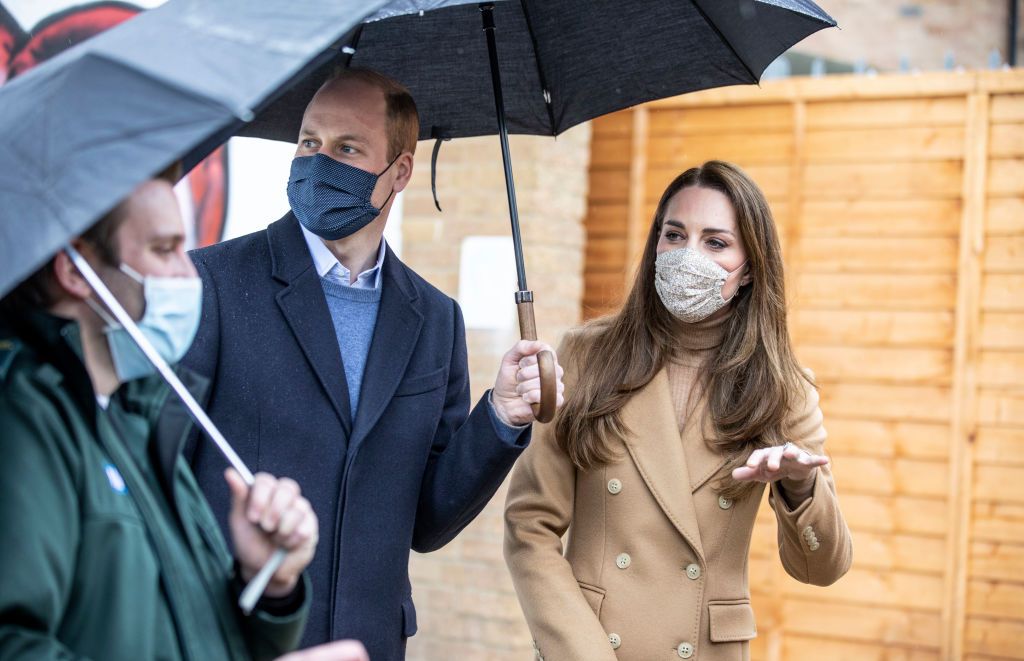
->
[0,176,322,660]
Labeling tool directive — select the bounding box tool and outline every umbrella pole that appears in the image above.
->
[480,2,556,423]
[65,245,286,614]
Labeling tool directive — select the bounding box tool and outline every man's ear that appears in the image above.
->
[392,152,415,194]
[52,245,96,301]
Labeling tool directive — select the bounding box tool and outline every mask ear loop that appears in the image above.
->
[721,260,749,303]
[371,152,403,212]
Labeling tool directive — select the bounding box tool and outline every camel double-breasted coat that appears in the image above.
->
[504,331,853,661]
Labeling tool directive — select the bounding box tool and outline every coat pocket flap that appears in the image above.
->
[394,367,447,396]
[708,600,757,642]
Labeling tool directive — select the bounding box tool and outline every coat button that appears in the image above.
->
[677,642,694,658]
[607,478,623,495]
[608,633,621,649]
[718,495,733,509]
[685,563,701,580]
[615,553,632,569]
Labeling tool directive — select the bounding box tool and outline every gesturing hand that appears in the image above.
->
[732,442,828,484]
[491,340,566,427]
[226,469,319,599]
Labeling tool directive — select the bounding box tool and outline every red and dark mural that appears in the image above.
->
[0,1,228,247]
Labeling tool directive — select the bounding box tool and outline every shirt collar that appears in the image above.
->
[301,224,387,290]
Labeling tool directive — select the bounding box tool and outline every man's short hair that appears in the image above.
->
[327,67,419,159]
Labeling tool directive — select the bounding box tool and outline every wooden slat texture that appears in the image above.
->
[831,456,948,498]
[978,276,1019,315]
[800,199,962,237]
[967,580,1024,619]
[978,390,1024,426]
[965,617,1024,659]
[975,428,1024,466]
[842,493,948,535]
[646,132,794,166]
[784,601,942,647]
[583,237,626,269]
[973,503,1024,544]
[589,137,632,167]
[844,531,946,573]
[807,98,967,128]
[819,383,951,423]
[973,466,1024,504]
[797,237,958,273]
[783,636,940,661]
[590,112,632,137]
[648,104,793,134]
[802,160,963,199]
[585,204,628,238]
[646,165,789,200]
[980,313,1024,349]
[799,346,952,386]
[990,94,1024,122]
[988,158,1024,195]
[970,541,1024,583]
[824,419,949,460]
[989,123,1024,157]
[794,273,957,310]
[978,351,1024,388]
[982,236,1024,273]
[804,126,965,162]
[791,310,954,348]
[987,197,1024,235]
[783,568,943,610]
[587,168,629,203]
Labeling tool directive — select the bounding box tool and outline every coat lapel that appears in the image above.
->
[622,369,705,562]
[268,215,353,436]
[684,400,732,493]
[348,247,424,453]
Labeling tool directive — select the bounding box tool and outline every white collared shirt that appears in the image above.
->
[301,224,387,291]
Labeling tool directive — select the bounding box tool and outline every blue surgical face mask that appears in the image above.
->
[87,264,203,382]
[287,153,398,240]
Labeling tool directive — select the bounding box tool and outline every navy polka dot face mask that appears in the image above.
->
[286,153,397,240]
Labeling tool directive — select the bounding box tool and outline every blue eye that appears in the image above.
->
[300,139,318,149]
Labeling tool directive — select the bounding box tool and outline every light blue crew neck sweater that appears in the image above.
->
[319,276,382,416]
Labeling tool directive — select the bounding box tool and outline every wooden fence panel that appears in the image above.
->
[581,70,1024,659]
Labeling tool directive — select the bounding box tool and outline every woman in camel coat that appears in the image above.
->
[504,161,852,661]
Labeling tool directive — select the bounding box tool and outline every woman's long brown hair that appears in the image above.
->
[555,161,811,500]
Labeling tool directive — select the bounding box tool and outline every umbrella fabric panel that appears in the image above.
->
[693,0,837,79]
[240,0,835,144]
[0,53,232,295]
[358,2,551,140]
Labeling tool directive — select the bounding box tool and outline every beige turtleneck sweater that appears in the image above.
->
[665,310,816,505]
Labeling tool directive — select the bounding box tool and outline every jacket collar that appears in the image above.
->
[620,368,730,563]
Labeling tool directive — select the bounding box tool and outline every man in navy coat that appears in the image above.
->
[180,68,564,660]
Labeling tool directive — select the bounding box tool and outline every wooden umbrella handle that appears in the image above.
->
[516,296,557,424]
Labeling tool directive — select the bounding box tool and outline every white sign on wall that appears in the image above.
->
[458,236,517,330]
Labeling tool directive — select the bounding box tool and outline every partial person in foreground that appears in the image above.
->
[504,160,853,660]
[0,177,327,660]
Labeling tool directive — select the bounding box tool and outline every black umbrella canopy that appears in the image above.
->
[0,0,411,298]
[243,0,836,144]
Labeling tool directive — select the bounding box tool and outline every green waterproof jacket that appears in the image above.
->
[0,311,309,660]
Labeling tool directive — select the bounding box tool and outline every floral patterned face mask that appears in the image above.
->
[654,248,746,323]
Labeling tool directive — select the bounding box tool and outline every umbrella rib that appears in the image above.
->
[518,0,557,136]
[686,0,759,84]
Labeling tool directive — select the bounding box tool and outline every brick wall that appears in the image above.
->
[797,0,1023,71]
[400,126,590,660]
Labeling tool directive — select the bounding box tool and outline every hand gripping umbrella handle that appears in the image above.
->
[64,245,289,615]
[515,292,556,424]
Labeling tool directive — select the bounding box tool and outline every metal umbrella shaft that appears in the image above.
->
[65,245,285,614]
[479,3,556,423]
